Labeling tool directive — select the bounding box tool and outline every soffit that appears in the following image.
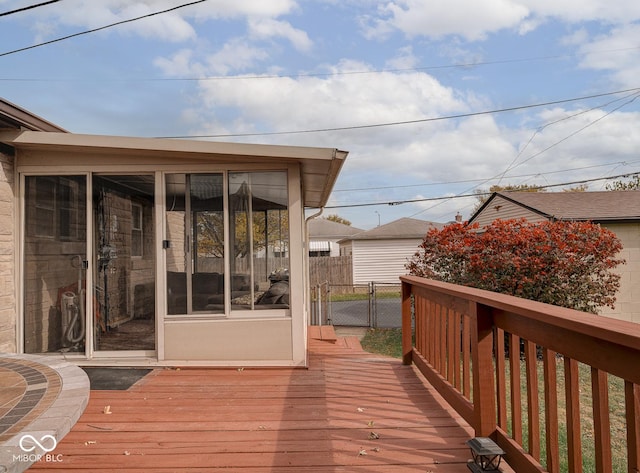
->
[0,130,347,208]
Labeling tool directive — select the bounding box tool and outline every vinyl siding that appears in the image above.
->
[352,239,421,284]
[473,195,548,227]
[474,198,640,324]
[598,222,640,324]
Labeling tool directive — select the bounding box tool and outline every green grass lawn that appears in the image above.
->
[360,328,403,358]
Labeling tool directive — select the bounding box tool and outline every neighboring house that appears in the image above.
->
[0,98,348,367]
[470,191,640,323]
[307,218,362,257]
[338,217,444,284]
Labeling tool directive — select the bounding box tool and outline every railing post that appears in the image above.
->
[401,280,413,365]
[470,301,497,437]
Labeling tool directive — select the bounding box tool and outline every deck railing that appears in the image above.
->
[401,275,640,473]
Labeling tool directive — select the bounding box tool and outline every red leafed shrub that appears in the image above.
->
[406,218,625,313]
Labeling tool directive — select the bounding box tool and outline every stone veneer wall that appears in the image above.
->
[0,147,15,352]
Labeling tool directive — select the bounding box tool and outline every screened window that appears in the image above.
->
[229,171,289,310]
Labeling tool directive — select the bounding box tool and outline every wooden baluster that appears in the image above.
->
[592,368,612,473]
[495,327,507,430]
[543,348,560,473]
[462,314,471,400]
[510,333,523,444]
[434,302,442,372]
[564,357,583,473]
[453,311,461,390]
[446,307,455,384]
[625,381,640,473]
[428,299,436,363]
[525,339,540,459]
[438,304,447,375]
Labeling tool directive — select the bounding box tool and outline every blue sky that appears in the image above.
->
[2,0,640,229]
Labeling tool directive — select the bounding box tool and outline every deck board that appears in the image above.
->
[30,332,481,472]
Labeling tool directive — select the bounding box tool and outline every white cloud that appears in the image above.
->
[19,0,301,43]
[518,0,640,24]
[361,0,640,41]
[384,46,419,69]
[362,0,530,41]
[574,23,640,89]
[207,39,271,75]
[248,18,313,52]
[194,60,468,138]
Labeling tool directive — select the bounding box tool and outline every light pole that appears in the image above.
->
[374,210,380,227]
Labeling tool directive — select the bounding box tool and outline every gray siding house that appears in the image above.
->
[307,218,362,257]
[470,191,640,323]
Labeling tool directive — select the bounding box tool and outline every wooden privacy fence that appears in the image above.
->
[309,256,352,289]
[401,275,640,473]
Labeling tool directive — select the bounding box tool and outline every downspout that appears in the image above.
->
[305,207,324,327]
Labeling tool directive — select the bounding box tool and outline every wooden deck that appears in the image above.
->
[31,329,477,472]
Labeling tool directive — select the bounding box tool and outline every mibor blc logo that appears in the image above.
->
[13,434,63,464]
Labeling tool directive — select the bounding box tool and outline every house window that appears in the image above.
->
[27,176,84,241]
[33,177,55,238]
[131,203,143,257]
[165,171,290,315]
[58,179,80,241]
[229,171,289,310]
[309,241,330,257]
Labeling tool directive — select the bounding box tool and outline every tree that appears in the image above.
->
[606,175,640,191]
[324,214,351,226]
[406,218,625,313]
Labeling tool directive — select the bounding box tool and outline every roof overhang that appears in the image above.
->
[0,98,67,132]
[0,130,347,208]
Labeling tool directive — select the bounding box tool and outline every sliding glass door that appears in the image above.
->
[93,175,156,352]
[23,173,156,355]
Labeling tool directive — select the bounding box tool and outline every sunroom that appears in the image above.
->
[1,130,347,367]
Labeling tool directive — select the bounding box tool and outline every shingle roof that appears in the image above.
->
[340,217,445,241]
[308,218,363,238]
[496,191,640,221]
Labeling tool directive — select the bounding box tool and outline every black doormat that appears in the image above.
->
[82,367,153,390]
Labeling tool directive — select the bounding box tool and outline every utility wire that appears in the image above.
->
[323,172,640,209]
[0,0,60,17]
[333,159,640,193]
[159,87,640,138]
[3,46,638,82]
[407,91,640,218]
[0,0,207,58]
[495,90,640,186]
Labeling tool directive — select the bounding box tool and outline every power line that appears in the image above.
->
[0,0,60,17]
[3,45,639,82]
[333,159,640,193]
[406,90,640,219]
[0,0,208,58]
[323,172,640,209]
[159,87,640,138]
[495,89,640,186]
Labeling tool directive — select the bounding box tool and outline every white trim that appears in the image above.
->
[16,170,24,354]
[155,171,165,361]
[289,163,307,366]
[85,174,94,360]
